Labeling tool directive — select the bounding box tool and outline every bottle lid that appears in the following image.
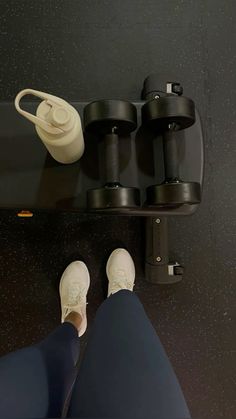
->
[15,89,75,135]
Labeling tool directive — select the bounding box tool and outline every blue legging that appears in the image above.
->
[0,291,191,418]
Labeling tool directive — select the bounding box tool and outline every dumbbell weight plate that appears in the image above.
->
[87,186,140,209]
[84,100,137,136]
[142,95,195,131]
[147,181,201,206]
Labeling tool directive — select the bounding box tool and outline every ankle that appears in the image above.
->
[64,311,83,331]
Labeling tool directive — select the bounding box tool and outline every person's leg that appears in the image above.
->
[68,249,190,419]
[0,321,79,419]
[0,260,90,419]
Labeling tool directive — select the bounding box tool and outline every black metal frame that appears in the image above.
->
[145,217,183,284]
[0,78,204,284]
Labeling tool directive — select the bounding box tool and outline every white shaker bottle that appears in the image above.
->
[15,89,84,164]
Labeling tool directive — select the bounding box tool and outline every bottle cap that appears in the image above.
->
[15,89,75,135]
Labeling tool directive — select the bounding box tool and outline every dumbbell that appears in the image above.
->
[142,77,201,206]
[84,99,140,209]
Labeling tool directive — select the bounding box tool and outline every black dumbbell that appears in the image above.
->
[142,77,201,206]
[84,99,140,209]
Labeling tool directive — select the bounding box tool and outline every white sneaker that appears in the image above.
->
[59,261,90,337]
[106,248,135,297]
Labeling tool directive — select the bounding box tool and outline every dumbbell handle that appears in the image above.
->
[163,130,179,181]
[104,133,120,185]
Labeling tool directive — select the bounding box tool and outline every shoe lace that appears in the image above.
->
[63,285,87,318]
[109,268,133,292]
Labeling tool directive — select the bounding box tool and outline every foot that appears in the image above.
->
[59,261,90,337]
[106,248,135,297]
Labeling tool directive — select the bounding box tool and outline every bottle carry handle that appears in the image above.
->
[15,89,73,134]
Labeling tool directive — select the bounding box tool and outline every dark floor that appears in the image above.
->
[0,209,235,419]
[0,1,236,419]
